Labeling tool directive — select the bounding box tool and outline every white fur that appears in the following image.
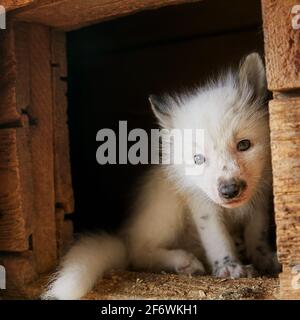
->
[42,234,126,300]
[43,53,280,300]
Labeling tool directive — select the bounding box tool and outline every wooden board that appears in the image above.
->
[3,271,279,300]
[51,31,74,213]
[0,20,35,255]
[269,98,300,265]
[269,98,300,299]
[14,22,31,113]
[13,24,35,246]
[262,0,300,91]
[0,20,22,127]
[0,20,33,252]
[16,115,34,239]
[12,0,200,31]
[1,0,36,11]
[0,129,29,251]
[0,22,74,290]
[28,24,57,273]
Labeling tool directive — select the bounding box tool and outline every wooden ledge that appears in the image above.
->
[3,270,280,300]
[6,0,200,31]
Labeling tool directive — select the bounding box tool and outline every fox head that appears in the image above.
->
[149,53,271,208]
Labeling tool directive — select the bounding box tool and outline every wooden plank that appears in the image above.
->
[14,24,35,239]
[28,24,57,273]
[2,0,36,11]
[0,129,28,251]
[0,118,34,252]
[0,21,34,252]
[269,98,300,264]
[51,31,74,213]
[0,20,22,126]
[262,0,300,91]
[269,98,300,299]
[13,0,200,31]
[16,115,34,238]
[17,271,279,300]
[14,22,31,113]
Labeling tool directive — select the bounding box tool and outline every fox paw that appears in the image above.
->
[213,256,256,278]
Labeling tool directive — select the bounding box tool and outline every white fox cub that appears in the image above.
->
[43,53,280,300]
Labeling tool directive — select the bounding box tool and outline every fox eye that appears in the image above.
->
[237,139,251,152]
[194,154,206,165]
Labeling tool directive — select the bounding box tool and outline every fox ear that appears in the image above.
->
[238,53,267,100]
[149,94,173,127]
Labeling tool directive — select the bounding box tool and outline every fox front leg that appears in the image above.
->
[190,199,255,278]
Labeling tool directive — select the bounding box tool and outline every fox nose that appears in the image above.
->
[218,179,246,200]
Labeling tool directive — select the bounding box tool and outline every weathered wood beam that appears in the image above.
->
[11,0,200,31]
[262,0,300,299]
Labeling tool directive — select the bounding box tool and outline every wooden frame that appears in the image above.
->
[0,20,74,296]
[262,0,300,299]
[0,0,299,299]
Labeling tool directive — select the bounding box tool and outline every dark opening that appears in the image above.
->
[66,0,264,233]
